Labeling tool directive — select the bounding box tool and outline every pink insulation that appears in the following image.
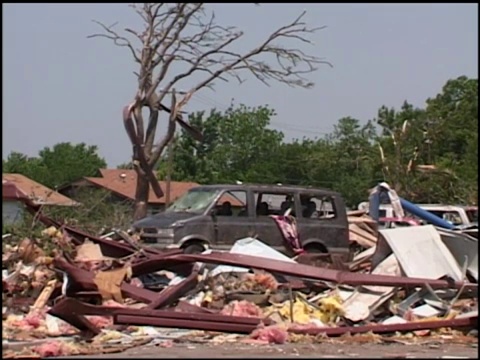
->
[220,300,263,318]
[33,341,69,357]
[250,324,288,344]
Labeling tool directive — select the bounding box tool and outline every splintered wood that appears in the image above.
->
[32,279,58,311]
[348,214,378,249]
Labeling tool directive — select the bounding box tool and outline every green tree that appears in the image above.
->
[301,117,378,207]
[160,105,285,185]
[330,117,379,206]
[3,142,107,189]
[3,152,50,182]
[276,138,317,186]
[373,98,472,204]
[425,76,478,202]
[374,101,429,194]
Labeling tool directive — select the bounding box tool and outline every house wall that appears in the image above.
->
[2,200,24,225]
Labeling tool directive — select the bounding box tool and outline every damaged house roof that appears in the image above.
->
[63,169,200,205]
[2,173,79,206]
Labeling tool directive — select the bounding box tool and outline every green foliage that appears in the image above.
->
[3,142,107,189]
[372,77,478,204]
[425,76,478,202]
[2,209,58,253]
[158,104,284,184]
[3,152,51,185]
[2,211,46,242]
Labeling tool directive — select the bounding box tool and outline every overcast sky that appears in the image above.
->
[3,3,478,167]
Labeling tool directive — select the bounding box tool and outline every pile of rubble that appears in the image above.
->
[2,215,478,358]
[347,209,379,250]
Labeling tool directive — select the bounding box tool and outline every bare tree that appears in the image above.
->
[89,3,331,220]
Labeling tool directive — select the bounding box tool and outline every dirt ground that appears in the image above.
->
[62,341,478,359]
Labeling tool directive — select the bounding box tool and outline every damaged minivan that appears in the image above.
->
[131,184,351,261]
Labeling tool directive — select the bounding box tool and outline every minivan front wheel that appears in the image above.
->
[182,242,206,254]
[302,243,332,267]
[303,243,328,254]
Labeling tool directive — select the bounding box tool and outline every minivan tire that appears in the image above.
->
[304,243,328,254]
[183,243,206,254]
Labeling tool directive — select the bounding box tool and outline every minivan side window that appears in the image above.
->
[301,195,337,220]
[254,192,296,216]
[214,190,248,216]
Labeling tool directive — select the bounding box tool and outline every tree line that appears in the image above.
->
[3,76,477,209]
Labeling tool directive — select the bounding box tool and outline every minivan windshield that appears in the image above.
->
[165,188,220,214]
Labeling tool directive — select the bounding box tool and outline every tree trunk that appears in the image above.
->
[133,168,150,221]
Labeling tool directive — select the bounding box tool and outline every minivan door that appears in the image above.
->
[252,190,297,253]
[297,193,349,252]
[211,189,255,250]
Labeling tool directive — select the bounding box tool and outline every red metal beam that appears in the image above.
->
[140,252,476,290]
[192,252,477,289]
[289,315,478,336]
[50,297,270,325]
[174,300,218,314]
[146,267,199,310]
[115,314,257,333]
[47,298,101,335]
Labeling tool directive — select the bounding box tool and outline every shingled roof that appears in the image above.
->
[82,169,200,205]
[2,174,78,206]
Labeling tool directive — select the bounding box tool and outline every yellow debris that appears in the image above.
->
[318,295,344,323]
[203,291,213,304]
[41,226,63,239]
[266,294,344,325]
[93,330,124,343]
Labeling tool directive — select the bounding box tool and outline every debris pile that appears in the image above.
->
[347,209,379,250]
[2,217,478,357]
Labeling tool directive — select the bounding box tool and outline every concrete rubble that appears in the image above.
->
[2,212,478,358]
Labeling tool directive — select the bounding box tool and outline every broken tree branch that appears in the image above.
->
[87,20,141,64]
[150,89,178,166]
